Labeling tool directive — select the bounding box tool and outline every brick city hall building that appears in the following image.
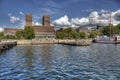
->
[4,14,56,39]
[25,14,56,39]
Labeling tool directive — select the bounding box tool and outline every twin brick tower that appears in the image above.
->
[25,14,55,39]
[25,14,50,26]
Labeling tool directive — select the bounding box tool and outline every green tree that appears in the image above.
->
[24,27,35,39]
[101,23,118,36]
[102,24,120,36]
[56,28,79,39]
[79,32,86,39]
[102,26,109,36]
[0,32,4,39]
[90,32,96,38]
[56,32,65,39]
[5,35,16,39]
[116,24,120,29]
[16,30,24,39]
[113,24,120,35]
[63,28,79,39]
[90,30,99,38]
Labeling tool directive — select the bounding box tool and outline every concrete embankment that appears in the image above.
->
[17,39,92,46]
[0,41,17,52]
[0,39,91,52]
[17,39,58,45]
[58,39,92,46]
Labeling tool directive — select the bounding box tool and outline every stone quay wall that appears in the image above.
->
[0,39,92,52]
[17,39,92,46]
[0,41,17,52]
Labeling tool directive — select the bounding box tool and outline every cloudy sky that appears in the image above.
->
[0,0,120,31]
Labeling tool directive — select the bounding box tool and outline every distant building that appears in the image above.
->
[25,14,55,39]
[76,27,91,38]
[4,28,23,36]
[56,27,68,33]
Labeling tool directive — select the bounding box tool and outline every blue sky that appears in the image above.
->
[0,0,120,29]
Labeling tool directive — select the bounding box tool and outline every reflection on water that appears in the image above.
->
[41,45,52,71]
[0,44,120,80]
[25,46,33,67]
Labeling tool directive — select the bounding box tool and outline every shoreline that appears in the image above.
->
[0,41,17,52]
[16,39,92,46]
[0,39,92,52]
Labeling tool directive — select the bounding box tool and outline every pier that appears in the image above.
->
[0,41,17,52]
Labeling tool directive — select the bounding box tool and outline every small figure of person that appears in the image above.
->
[114,36,117,41]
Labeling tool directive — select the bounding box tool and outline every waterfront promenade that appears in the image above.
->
[17,39,92,46]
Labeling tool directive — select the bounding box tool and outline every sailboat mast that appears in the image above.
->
[110,12,112,37]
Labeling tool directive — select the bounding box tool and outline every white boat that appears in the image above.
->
[93,13,120,44]
[95,40,120,44]
[94,36,120,44]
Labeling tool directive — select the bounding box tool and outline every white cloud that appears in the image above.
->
[33,22,42,25]
[0,27,3,32]
[101,9,109,13]
[33,16,40,19]
[19,11,24,15]
[8,13,12,16]
[20,19,25,28]
[71,17,89,26]
[89,11,99,25]
[81,9,93,12]
[10,16,20,23]
[113,9,120,21]
[53,9,120,28]
[53,15,71,27]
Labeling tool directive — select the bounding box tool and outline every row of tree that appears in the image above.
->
[56,27,96,39]
[101,24,120,36]
[89,24,120,38]
[0,27,35,40]
[56,24,120,39]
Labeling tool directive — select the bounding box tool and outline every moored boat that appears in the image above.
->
[95,40,120,44]
[93,36,120,44]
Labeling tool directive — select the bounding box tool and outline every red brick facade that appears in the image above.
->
[42,15,50,26]
[25,14,55,39]
[4,28,23,36]
[25,14,32,26]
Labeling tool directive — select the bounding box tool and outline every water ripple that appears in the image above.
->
[0,44,120,80]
